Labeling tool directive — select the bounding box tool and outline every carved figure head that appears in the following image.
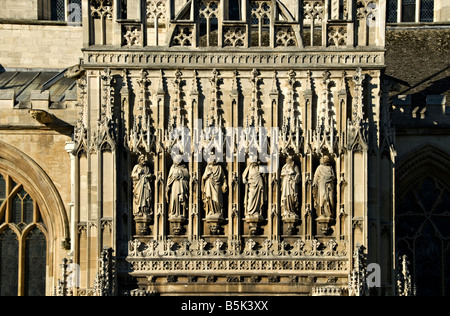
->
[321,155,331,165]
[172,154,183,165]
[138,154,148,165]
[286,155,294,165]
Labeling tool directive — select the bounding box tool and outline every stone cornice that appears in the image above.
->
[83,48,385,70]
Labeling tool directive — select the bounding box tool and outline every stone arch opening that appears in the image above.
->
[396,145,450,296]
[0,140,70,296]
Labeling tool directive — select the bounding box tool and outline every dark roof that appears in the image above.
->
[0,69,77,107]
[385,28,450,105]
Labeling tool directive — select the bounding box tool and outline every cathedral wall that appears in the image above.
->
[0,23,83,69]
[0,123,73,221]
[0,89,78,237]
[0,0,40,20]
[436,1,450,22]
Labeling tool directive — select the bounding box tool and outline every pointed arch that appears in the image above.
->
[396,144,450,296]
[0,140,70,295]
[0,141,69,243]
[396,144,450,200]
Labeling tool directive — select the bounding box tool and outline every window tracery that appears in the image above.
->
[0,173,47,296]
[397,163,450,296]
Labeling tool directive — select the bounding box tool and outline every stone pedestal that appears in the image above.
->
[283,214,300,235]
[245,215,264,236]
[206,214,224,235]
[135,215,152,236]
[316,216,333,236]
[169,215,186,236]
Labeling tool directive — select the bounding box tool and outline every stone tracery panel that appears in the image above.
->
[68,57,386,295]
[114,68,374,271]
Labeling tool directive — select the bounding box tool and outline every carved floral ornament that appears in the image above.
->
[128,237,347,259]
[90,0,114,19]
[146,0,166,21]
[303,0,325,21]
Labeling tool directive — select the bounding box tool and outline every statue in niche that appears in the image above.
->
[202,157,228,234]
[313,155,336,234]
[131,154,154,235]
[166,156,190,235]
[281,156,301,219]
[132,155,153,217]
[243,158,267,235]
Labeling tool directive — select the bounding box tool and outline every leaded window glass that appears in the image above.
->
[387,0,398,23]
[227,0,242,20]
[0,175,5,225]
[9,189,34,225]
[24,228,47,297]
[420,0,434,22]
[0,175,5,199]
[23,195,34,224]
[0,173,47,296]
[51,0,66,21]
[402,0,416,22]
[397,175,450,296]
[0,229,19,296]
[11,194,22,224]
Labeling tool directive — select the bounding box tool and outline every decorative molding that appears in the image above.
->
[84,51,384,69]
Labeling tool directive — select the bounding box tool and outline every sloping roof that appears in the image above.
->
[385,28,450,105]
[0,69,77,107]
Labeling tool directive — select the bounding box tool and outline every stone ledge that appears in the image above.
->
[83,50,385,69]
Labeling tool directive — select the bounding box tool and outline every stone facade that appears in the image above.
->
[0,0,449,296]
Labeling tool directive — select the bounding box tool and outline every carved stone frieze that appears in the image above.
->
[84,51,384,69]
[128,237,347,259]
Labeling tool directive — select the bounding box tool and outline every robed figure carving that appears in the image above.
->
[202,159,228,221]
[131,155,153,217]
[131,155,154,235]
[243,161,266,219]
[281,156,301,219]
[313,155,336,229]
[166,159,190,220]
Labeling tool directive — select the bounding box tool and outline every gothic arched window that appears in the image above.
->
[397,172,450,296]
[0,173,47,296]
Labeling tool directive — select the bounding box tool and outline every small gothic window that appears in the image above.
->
[251,1,272,47]
[199,0,220,47]
[387,0,398,23]
[420,0,434,22]
[0,173,47,296]
[402,0,416,22]
[51,0,66,21]
[227,0,242,20]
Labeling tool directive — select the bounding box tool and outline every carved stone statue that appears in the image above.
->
[313,155,336,235]
[281,156,301,219]
[166,157,190,235]
[132,155,153,217]
[202,158,228,234]
[131,155,154,235]
[243,160,266,235]
[243,160,266,218]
